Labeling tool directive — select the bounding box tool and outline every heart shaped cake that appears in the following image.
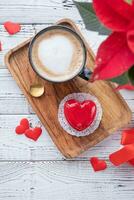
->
[58,93,102,137]
[64,99,97,131]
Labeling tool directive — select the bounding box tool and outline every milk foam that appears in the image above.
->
[38,35,74,75]
[31,29,84,82]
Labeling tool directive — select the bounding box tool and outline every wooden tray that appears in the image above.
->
[5,19,132,158]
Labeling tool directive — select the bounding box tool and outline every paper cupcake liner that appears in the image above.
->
[58,93,102,137]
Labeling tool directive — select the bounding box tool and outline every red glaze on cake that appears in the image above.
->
[64,99,97,131]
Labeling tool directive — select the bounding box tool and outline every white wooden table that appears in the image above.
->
[0,0,134,199]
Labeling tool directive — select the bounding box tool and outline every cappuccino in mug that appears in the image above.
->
[29,26,86,82]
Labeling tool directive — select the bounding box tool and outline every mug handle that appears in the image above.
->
[79,67,92,81]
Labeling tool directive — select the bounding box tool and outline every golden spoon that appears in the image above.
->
[29,76,45,98]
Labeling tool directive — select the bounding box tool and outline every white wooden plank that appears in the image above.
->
[0,69,24,97]
[0,162,30,200]
[0,114,133,160]
[120,90,134,100]
[34,161,134,200]
[0,161,134,200]
[0,97,29,114]
[0,0,82,24]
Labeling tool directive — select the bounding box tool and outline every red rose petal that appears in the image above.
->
[93,0,129,31]
[127,22,134,53]
[109,144,134,166]
[106,0,134,21]
[92,32,134,80]
[116,84,134,90]
[90,157,107,172]
[121,129,134,145]
[128,158,134,166]
[4,21,21,35]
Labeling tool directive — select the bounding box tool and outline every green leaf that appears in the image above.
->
[128,66,134,85]
[109,72,130,85]
[74,1,110,35]
[109,66,134,85]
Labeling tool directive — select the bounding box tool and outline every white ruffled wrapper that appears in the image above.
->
[58,93,102,137]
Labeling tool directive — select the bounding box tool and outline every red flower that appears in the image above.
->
[116,83,134,90]
[92,0,134,81]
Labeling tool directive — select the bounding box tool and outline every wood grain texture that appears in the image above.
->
[5,19,131,158]
[0,161,134,200]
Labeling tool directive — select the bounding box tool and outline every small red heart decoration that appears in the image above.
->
[4,21,21,35]
[15,118,29,134]
[25,127,42,141]
[90,157,107,172]
[121,129,134,145]
[15,125,27,135]
[20,118,29,130]
[64,99,97,131]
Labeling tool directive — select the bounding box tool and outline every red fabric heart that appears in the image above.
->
[120,128,134,166]
[90,157,107,172]
[4,21,21,35]
[20,118,29,130]
[121,129,134,145]
[64,99,97,131]
[15,125,27,135]
[15,118,29,134]
[109,144,134,166]
[25,127,42,141]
